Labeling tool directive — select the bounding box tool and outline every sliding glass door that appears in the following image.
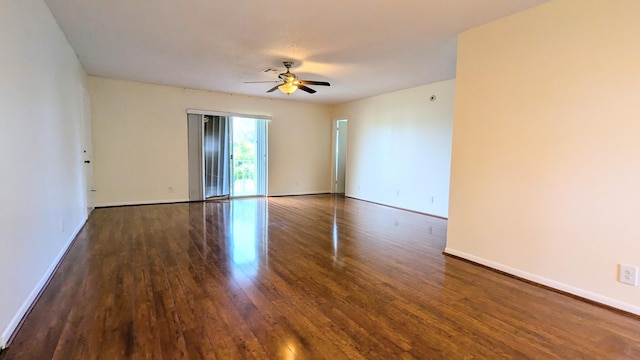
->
[188,111,267,201]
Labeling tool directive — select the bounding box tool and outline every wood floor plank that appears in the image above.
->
[1,195,639,359]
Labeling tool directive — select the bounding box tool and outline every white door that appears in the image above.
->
[81,88,94,215]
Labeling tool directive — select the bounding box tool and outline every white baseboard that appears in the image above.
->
[345,194,448,219]
[268,191,331,197]
[97,194,336,206]
[444,247,640,316]
[95,198,189,207]
[1,221,85,349]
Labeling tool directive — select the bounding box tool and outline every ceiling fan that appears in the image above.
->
[244,61,330,95]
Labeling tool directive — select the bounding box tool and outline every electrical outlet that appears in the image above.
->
[619,264,638,286]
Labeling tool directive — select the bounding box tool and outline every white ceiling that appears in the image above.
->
[44,0,549,104]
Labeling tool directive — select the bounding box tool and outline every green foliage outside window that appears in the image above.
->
[233,119,256,182]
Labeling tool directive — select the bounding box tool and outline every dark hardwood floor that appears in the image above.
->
[1,195,639,359]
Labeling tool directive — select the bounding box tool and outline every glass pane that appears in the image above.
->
[232,117,265,196]
[204,115,230,198]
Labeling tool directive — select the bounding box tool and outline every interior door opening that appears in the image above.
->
[334,119,348,194]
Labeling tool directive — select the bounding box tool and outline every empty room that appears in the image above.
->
[1,0,639,358]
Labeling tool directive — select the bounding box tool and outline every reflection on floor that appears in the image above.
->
[2,195,639,359]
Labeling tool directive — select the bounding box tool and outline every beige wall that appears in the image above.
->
[88,77,333,206]
[447,0,640,314]
[0,0,89,347]
[332,80,455,218]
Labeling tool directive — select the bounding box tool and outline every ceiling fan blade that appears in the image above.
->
[244,80,280,83]
[299,80,330,86]
[266,84,281,93]
[297,84,316,94]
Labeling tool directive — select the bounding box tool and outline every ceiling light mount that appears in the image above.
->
[282,61,294,70]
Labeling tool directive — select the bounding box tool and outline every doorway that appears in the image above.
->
[334,119,348,194]
[81,87,94,216]
[187,111,268,201]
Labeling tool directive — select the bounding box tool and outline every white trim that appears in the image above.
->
[95,198,190,208]
[1,221,85,349]
[268,190,331,197]
[264,120,269,196]
[444,247,640,316]
[186,108,272,121]
[345,195,447,219]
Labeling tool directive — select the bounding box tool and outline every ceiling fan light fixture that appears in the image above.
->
[278,82,298,94]
[247,61,330,95]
